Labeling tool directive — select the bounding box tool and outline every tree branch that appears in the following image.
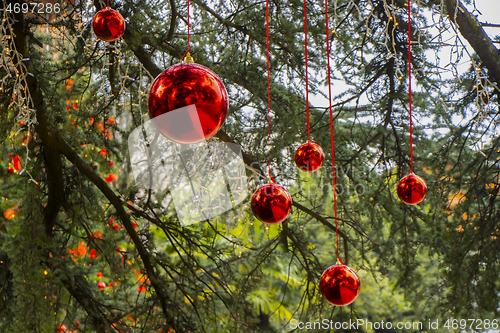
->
[444,0,500,83]
[55,137,191,332]
[9,2,111,330]
[13,3,189,330]
[166,0,177,41]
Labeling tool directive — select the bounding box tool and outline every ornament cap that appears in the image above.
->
[183,51,194,63]
[336,257,343,265]
[294,141,325,172]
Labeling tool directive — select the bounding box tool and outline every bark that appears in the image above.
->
[444,0,500,84]
[9,0,65,237]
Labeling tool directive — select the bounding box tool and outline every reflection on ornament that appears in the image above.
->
[92,8,126,42]
[147,61,228,144]
[251,183,292,224]
[319,262,360,306]
[294,142,324,172]
[397,173,427,205]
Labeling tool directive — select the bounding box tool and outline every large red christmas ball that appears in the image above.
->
[397,173,427,205]
[294,142,324,172]
[250,183,292,224]
[147,62,228,144]
[319,263,360,306]
[92,8,125,42]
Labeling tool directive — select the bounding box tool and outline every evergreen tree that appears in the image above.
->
[1,0,499,331]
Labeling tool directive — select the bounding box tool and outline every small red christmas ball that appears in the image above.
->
[251,183,292,224]
[319,263,360,306]
[92,8,125,42]
[97,281,106,289]
[294,142,324,172]
[397,173,427,205]
[56,324,66,333]
[147,62,228,144]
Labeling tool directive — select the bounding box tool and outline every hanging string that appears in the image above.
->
[187,0,190,53]
[266,0,274,183]
[303,0,310,141]
[107,0,109,8]
[408,0,413,173]
[325,0,339,261]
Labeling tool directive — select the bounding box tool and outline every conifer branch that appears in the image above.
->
[444,0,500,84]
[9,2,65,237]
[9,3,112,331]
[120,17,357,249]
[55,137,192,332]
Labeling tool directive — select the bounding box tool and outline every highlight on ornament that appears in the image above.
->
[396,173,427,205]
[92,7,126,42]
[294,141,324,172]
[319,261,360,306]
[147,53,228,144]
[251,183,292,224]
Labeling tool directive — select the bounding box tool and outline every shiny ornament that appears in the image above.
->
[319,262,360,306]
[397,173,427,205]
[92,7,125,42]
[294,142,324,172]
[251,183,292,224]
[97,281,106,289]
[147,60,228,143]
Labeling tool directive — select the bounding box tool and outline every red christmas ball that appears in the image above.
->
[397,173,427,205]
[92,8,125,42]
[147,62,228,144]
[319,263,360,306]
[250,183,292,224]
[294,142,324,172]
[97,281,106,289]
